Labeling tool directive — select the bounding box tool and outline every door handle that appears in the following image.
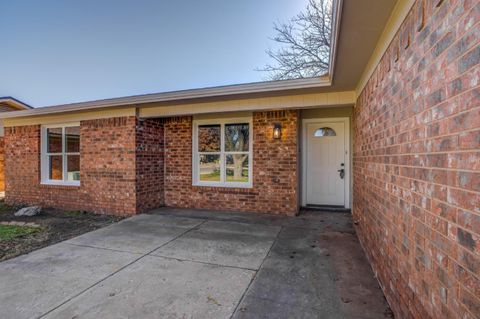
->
[337,168,345,179]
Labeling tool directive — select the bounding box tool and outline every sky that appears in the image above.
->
[0,0,309,107]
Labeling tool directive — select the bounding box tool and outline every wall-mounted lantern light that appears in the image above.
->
[273,123,282,139]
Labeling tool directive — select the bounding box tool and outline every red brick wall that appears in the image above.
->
[0,103,33,192]
[79,117,137,214]
[0,137,4,192]
[4,112,298,216]
[5,117,138,216]
[163,116,192,207]
[163,110,299,215]
[353,1,479,318]
[136,118,164,212]
[4,126,40,203]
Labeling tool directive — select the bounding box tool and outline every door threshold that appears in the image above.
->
[302,205,351,213]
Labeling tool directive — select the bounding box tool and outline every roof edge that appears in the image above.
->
[0,97,33,110]
[328,0,343,79]
[0,76,331,119]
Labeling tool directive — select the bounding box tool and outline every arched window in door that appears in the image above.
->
[314,127,336,137]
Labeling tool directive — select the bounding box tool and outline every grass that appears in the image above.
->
[226,175,248,183]
[200,172,221,182]
[200,171,249,183]
[0,225,39,241]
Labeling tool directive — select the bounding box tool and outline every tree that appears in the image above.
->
[259,0,332,80]
[198,124,249,181]
[225,125,249,180]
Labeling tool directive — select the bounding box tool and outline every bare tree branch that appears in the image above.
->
[257,0,332,80]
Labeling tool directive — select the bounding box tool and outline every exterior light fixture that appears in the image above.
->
[273,123,282,139]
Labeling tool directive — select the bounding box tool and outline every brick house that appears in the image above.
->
[0,97,32,192]
[1,0,478,318]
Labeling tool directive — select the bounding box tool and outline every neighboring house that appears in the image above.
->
[1,0,478,318]
[0,97,32,191]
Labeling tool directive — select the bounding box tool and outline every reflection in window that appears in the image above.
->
[199,154,221,182]
[43,125,81,185]
[47,128,63,153]
[225,123,249,184]
[66,126,80,153]
[194,120,251,187]
[225,124,249,151]
[314,127,336,137]
[67,155,80,181]
[226,154,249,182]
[49,155,63,180]
[198,125,221,152]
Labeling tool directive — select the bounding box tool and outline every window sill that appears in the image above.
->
[192,182,252,189]
[192,184,257,195]
[40,181,80,188]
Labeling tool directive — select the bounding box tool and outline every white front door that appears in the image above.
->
[303,119,348,207]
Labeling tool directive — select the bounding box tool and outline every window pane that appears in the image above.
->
[49,155,63,180]
[66,126,80,152]
[198,125,220,152]
[67,155,80,181]
[47,128,62,153]
[199,154,220,182]
[226,154,249,183]
[225,123,249,152]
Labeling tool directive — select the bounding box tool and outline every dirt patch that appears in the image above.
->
[0,202,123,262]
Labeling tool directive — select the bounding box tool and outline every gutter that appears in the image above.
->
[0,76,331,119]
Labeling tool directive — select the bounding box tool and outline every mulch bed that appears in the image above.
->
[0,202,123,262]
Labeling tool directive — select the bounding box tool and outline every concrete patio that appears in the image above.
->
[0,208,391,319]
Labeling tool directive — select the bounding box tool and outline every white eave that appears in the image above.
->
[0,97,32,110]
[0,76,332,119]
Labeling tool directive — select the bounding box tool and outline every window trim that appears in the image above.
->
[192,117,253,188]
[41,122,81,186]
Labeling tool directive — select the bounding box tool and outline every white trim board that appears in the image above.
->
[140,91,357,119]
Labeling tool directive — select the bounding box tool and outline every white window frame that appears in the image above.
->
[192,117,253,188]
[41,122,81,186]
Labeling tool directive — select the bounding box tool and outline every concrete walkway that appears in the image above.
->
[0,208,391,319]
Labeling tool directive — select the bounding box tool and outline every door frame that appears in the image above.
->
[301,117,350,208]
